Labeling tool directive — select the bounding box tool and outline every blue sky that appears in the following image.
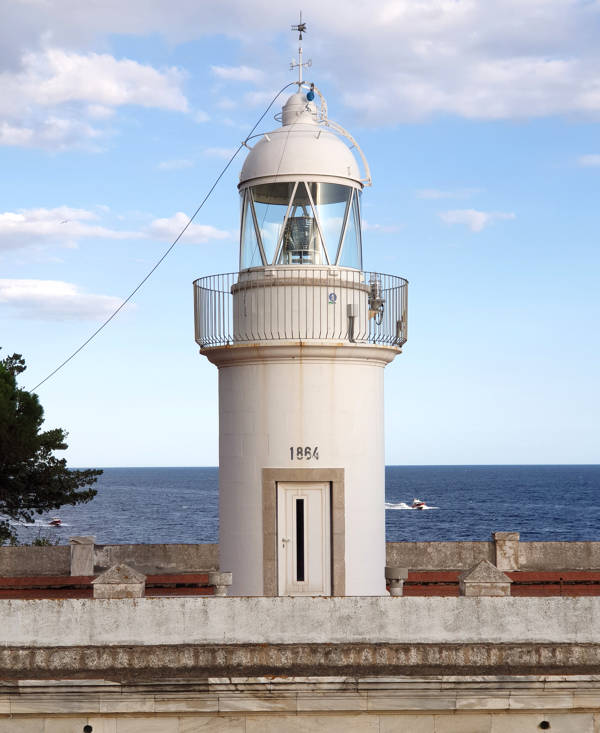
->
[1,0,598,467]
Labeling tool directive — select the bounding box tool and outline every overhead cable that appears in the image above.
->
[30,81,296,392]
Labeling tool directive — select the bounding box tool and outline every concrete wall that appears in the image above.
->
[94,543,218,574]
[5,540,600,577]
[386,541,494,569]
[0,545,69,577]
[519,542,600,570]
[5,596,600,646]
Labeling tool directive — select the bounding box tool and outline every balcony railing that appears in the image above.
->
[193,268,407,348]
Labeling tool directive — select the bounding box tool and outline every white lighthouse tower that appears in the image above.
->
[194,26,407,596]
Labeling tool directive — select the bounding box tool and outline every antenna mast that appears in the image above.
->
[290,11,311,85]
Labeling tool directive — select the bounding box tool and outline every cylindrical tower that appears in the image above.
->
[194,80,407,596]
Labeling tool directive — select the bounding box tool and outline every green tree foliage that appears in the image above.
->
[0,350,101,544]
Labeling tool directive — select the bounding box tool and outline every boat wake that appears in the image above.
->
[385,500,438,511]
[9,519,70,528]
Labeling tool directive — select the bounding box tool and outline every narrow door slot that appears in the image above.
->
[296,498,305,581]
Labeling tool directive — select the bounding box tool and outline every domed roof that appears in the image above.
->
[239,91,362,187]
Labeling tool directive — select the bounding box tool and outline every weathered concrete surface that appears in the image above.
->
[69,536,95,576]
[0,546,69,577]
[459,561,512,597]
[386,542,495,570]
[2,642,600,680]
[519,543,600,571]
[493,532,520,571]
[2,677,600,731]
[7,540,600,577]
[92,564,146,598]
[94,543,218,574]
[3,596,600,647]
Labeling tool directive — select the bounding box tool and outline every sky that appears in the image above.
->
[1,0,599,467]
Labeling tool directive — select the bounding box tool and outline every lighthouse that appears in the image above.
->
[194,26,407,596]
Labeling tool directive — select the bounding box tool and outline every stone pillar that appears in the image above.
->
[493,531,520,571]
[385,566,408,596]
[70,536,95,576]
[208,571,233,597]
[459,560,512,597]
[92,564,146,599]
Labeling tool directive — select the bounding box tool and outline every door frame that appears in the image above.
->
[262,468,345,597]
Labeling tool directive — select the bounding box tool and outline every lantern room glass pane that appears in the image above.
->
[278,182,325,265]
[251,182,296,265]
[240,191,263,269]
[240,181,362,268]
[338,190,362,270]
[309,183,351,264]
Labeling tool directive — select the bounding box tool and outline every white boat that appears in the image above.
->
[411,498,428,510]
[49,517,62,526]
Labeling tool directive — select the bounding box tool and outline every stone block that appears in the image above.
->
[491,713,593,733]
[459,560,512,597]
[297,693,368,711]
[218,694,297,712]
[115,718,178,732]
[0,721,43,733]
[209,571,233,597]
[86,721,118,733]
[493,532,520,571]
[92,563,146,599]
[379,715,434,732]
[179,717,246,733]
[245,714,380,732]
[434,713,492,732]
[43,719,94,733]
[385,566,408,596]
[70,535,95,576]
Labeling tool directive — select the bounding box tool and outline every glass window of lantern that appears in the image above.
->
[308,183,351,264]
[251,181,297,265]
[338,190,362,269]
[240,190,264,269]
[277,183,326,265]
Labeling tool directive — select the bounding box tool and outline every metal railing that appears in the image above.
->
[193,268,407,348]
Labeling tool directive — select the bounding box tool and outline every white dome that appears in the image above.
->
[239,93,362,188]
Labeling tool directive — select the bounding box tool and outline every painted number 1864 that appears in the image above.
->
[290,446,319,460]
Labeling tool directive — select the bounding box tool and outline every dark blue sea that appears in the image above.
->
[15,465,600,545]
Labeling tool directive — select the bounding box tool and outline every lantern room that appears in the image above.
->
[238,91,366,271]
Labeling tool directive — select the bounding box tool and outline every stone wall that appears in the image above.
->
[0,545,69,577]
[94,542,218,574]
[2,677,599,732]
[3,596,600,680]
[5,539,600,576]
[386,541,494,569]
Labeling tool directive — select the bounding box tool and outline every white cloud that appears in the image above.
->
[145,213,231,245]
[3,0,600,131]
[0,206,140,251]
[417,188,482,200]
[157,159,194,171]
[362,220,400,234]
[439,209,516,233]
[211,65,264,84]
[216,97,237,110]
[578,154,600,167]
[194,110,210,123]
[0,279,128,321]
[0,48,188,149]
[203,146,237,159]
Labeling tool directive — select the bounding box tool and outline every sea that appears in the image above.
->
[14,465,600,546]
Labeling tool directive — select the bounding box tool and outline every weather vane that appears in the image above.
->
[290,11,311,85]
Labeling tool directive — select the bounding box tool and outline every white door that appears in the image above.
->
[277,482,331,596]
